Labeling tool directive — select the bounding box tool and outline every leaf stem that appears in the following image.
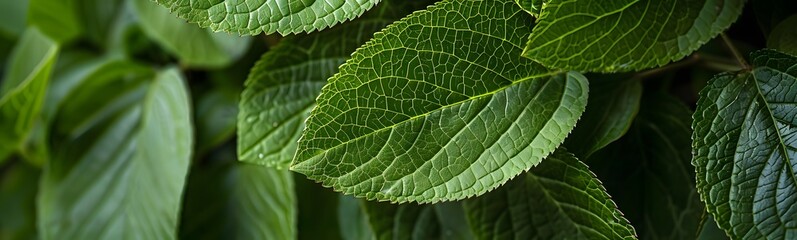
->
[720,33,751,70]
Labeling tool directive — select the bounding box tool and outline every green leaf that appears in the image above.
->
[28,0,83,43]
[515,0,545,17]
[463,148,636,240]
[238,0,429,168]
[194,88,239,155]
[295,174,344,240]
[180,145,296,240]
[523,0,745,72]
[767,15,797,56]
[698,216,729,240]
[753,0,797,36]
[154,0,381,35]
[361,201,473,240]
[291,0,588,203]
[39,66,193,240]
[0,162,39,240]
[693,49,797,239]
[0,28,58,163]
[588,93,703,239]
[0,0,28,38]
[131,0,251,68]
[563,76,641,158]
[338,196,375,240]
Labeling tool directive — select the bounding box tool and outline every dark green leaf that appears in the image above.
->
[292,0,588,203]
[39,66,192,239]
[698,216,729,240]
[564,76,641,158]
[180,145,296,240]
[363,201,441,240]
[296,175,344,240]
[154,0,380,35]
[28,0,82,42]
[588,93,703,239]
[515,0,545,17]
[767,15,797,56]
[338,196,375,240]
[693,49,797,239]
[238,0,430,168]
[0,162,39,240]
[464,149,636,240]
[131,0,251,68]
[0,28,58,163]
[753,0,797,36]
[523,0,745,72]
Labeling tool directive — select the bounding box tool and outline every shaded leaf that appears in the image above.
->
[564,76,641,158]
[0,162,40,240]
[338,195,375,240]
[296,175,344,240]
[131,0,251,68]
[523,0,745,72]
[753,0,797,36]
[0,0,28,38]
[292,0,588,203]
[361,201,473,240]
[154,0,381,35]
[464,149,636,240]
[238,0,430,168]
[0,28,58,163]
[28,0,82,42]
[693,49,797,239]
[39,66,192,239]
[767,15,797,56]
[588,93,703,239]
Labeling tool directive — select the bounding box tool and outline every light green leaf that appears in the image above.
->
[463,148,636,240]
[238,0,429,168]
[515,0,545,17]
[767,15,797,56]
[28,0,83,43]
[39,66,192,240]
[564,76,641,158]
[0,162,39,240]
[292,0,588,203]
[154,0,381,35]
[693,49,797,239]
[131,0,250,68]
[523,0,745,72]
[588,93,703,239]
[0,28,58,163]
[180,145,296,240]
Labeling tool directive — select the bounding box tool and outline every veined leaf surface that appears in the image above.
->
[292,0,588,203]
[693,49,797,239]
[464,149,636,240]
[523,0,745,72]
[154,0,381,35]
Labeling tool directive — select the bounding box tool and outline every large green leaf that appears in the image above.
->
[0,0,28,38]
[563,76,641,158]
[523,0,745,72]
[237,0,429,168]
[131,0,250,68]
[767,15,797,56]
[39,66,192,240]
[291,0,588,203]
[693,49,797,239]
[180,144,296,240]
[362,201,474,240]
[464,149,636,240]
[28,0,83,43]
[0,28,58,163]
[154,0,381,35]
[0,162,39,240]
[589,93,703,239]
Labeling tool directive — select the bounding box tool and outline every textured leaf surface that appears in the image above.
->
[464,149,636,240]
[39,66,192,240]
[131,0,250,68]
[767,15,797,56]
[589,93,703,239]
[154,0,381,35]
[515,0,545,17]
[564,76,641,158]
[693,49,797,239]
[0,28,57,162]
[523,0,745,72]
[238,0,427,168]
[180,145,296,240]
[292,0,588,203]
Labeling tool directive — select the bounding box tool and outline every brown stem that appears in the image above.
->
[721,33,751,70]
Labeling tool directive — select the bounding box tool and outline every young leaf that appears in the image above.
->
[767,15,797,56]
[693,49,797,239]
[39,66,192,240]
[130,0,251,68]
[563,76,641,158]
[238,1,430,168]
[292,0,588,204]
[523,0,745,72]
[154,0,381,35]
[0,28,58,163]
[588,93,703,239]
[463,149,636,240]
[180,145,296,240]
